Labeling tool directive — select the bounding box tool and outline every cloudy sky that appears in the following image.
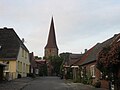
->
[0,0,120,57]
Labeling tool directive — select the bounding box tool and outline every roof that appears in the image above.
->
[80,43,101,65]
[80,33,120,66]
[45,17,58,49]
[68,53,83,66]
[69,54,82,59]
[71,55,83,66]
[0,27,29,60]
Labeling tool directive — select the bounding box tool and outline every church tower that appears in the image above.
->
[44,17,58,59]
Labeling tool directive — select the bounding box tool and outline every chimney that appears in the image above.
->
[85,49,87,53]
[22,38,25,43]
[4,27,7,29]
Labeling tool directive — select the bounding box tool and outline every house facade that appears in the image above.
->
[0,27,30,80]
[80,60,109,89]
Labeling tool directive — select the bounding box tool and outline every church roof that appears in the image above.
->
[45,17,58,49]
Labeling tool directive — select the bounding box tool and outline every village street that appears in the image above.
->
[0,76,107,90]
[22,77,107,90]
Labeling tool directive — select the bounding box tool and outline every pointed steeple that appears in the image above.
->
[44,17,59,75]
[45,17,58,49]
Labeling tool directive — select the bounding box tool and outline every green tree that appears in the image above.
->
[38,61,48,76]
[59,52,71,71]
[48,56,63,75]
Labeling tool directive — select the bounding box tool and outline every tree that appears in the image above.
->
[48,56,63,75]
[39,63,48,76]
[97,36,120,90]
[59,53,71,79]
[97,41,120,74]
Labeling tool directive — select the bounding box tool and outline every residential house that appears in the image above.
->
[62,53,83,79]
[76,34,120,89]
[79,43,105,87]
[0,27,30,80]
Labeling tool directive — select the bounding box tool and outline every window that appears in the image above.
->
[25,51,27,59]
[23,63,25,72]
[18,61,22,72]
[90,65,95,78]
[20,62,22,72]
[22,48,24,57]
[26,64,29,73]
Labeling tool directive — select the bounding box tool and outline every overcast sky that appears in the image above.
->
[0,0,120,57]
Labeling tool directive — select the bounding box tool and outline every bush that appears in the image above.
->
[81,75,92,85]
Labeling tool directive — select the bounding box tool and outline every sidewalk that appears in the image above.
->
[0,77,35,90]
[65,79,108,90]
[70,83,108,90]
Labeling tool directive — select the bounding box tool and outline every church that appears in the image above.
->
[44,17,59,75]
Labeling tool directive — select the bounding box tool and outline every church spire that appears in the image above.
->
[44,17,59,75]
[45,17,58,49]
[44,17,58,58]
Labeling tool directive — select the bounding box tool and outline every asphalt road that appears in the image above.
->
[22,77,107,90]
[22,77,72,90]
